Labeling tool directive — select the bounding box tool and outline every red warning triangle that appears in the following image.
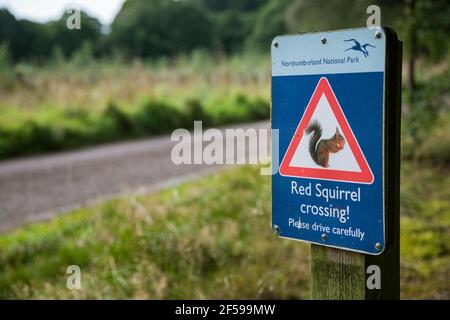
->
[279,77,374,184]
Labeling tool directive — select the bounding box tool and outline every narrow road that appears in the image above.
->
[0,121,269,232]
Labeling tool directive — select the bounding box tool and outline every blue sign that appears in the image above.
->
[271,28,386,255]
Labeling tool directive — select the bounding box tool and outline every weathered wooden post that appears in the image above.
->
[271,27,402,300]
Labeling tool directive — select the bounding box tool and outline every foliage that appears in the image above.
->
[246,0,289,51]
[285,0,403,34]
[193,0,267,13]
[413,0,450,61]
[415,112,450,164]
[0,8,101,61]
[402,66,450,161]
[0,9,33,61]
[45,11,102,59]
[0,43,15,88]
[213,10,253,54]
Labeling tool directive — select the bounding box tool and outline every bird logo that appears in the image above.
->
[344,39,375,57]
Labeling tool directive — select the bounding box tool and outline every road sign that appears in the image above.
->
[272,28,391,255]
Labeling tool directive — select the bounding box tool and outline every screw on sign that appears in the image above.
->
[271,27,401,299]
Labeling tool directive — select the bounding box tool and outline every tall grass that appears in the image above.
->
[0,53,270,159]
[1,52,270,112]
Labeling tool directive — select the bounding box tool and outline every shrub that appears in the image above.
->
[137,100,184,134]
[0,94,270,160]
[184,98,210,127]
[247,96,270,120]
[103,101,135,135]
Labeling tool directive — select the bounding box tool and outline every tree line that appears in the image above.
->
[0,0,448,62]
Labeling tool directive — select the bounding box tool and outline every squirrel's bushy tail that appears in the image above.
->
[306,120,322,164]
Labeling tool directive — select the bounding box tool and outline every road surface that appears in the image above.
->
[0,121,269,232]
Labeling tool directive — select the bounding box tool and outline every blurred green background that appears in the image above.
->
[0,0,449,299]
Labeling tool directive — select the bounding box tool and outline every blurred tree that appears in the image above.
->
[246,0,290,51]
[0,9,27,61]
[286,0,406,35]
[287,0,373,32]
[109,0,214,57]
[414,0,449,61]
[398,0,450,102]
[0,8,101,61]
[46,11,102,58]
[405,0,417,94]
[19,20,52,60]
[2,0,448,61]
[214,11,253,54]
[194,0,267,12]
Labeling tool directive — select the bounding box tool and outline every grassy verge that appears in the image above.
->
[0,166,309,299]
[0,93,269,159]
[0,162,449,299]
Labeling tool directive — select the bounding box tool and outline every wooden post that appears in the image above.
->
[310,28,402,300]
[311,246,365,299]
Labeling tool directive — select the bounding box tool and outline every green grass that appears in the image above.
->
[399,161,450,299]
[0,162,448,299]
[0,93,269,159]
[0,166,309,299]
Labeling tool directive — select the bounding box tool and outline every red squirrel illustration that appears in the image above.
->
[306,120,345,168]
